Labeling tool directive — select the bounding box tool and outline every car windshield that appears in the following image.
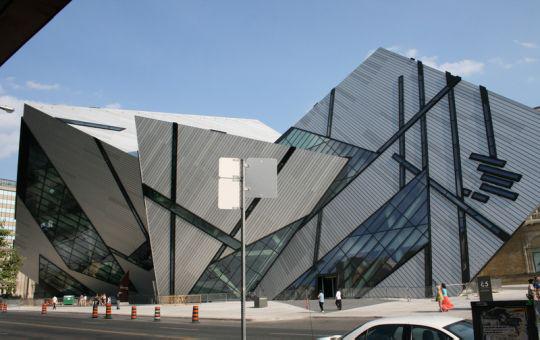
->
[444,320,474,340]
[340,320,369,338]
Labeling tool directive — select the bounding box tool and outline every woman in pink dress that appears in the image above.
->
[440,283,454,312]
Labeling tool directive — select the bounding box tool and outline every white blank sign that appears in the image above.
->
[219,158,241,179]
[218,178,240,209]
[218,158,241,210]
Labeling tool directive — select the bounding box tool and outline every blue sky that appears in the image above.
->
[0,0,538,180]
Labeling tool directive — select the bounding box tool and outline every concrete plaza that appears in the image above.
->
[9,285,527,322]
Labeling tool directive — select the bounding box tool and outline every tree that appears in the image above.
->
[0,223,23,295]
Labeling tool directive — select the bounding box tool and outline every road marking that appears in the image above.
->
[160,326,198,331]
[270,332,318,336]
[0,320,194,338]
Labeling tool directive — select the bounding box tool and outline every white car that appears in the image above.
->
[318,315,474,340]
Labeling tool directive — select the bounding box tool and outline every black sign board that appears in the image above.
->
[471,300,538,340]
[477,276,493,301]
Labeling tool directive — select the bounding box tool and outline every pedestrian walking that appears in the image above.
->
[116,291,121,310]
[83,295,87,307]
[317,291,325,313]
[52,296,58,310]
[440,283,454,312]
[335,289,342,310]
[435,283,443,312]
[79,294,84,306]
[533,276,540,316]
[527,279,535,301]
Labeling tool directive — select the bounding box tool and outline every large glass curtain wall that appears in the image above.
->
[190,220,302,297]
[38,256,94,297]
[18,122,125,286]
[276,171,429,300]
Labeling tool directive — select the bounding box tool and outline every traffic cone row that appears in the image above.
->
[131,305,137,320]
[154,306,161,321]
[41,303,47,315]
[92,305,98,318]
[192,305,199,323]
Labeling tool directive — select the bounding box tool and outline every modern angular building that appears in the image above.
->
[15,48,540,300]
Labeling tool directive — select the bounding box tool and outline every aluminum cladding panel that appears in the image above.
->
[173,218,222,295]
[258,215,318,299]
[136,117,172,198]
[145,200,171,297]
[466,217,503,277]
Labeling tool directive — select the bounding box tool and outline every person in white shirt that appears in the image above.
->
[335,289,342,310]
[317,291,325,312]
[52,296,58,310]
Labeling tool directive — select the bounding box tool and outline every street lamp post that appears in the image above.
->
[0,105,14,113]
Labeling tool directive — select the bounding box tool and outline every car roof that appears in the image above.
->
[361,315,464,329]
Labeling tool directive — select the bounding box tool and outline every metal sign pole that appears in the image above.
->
[240,158,246,340]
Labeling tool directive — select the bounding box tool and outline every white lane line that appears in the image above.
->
[0,320,194,338]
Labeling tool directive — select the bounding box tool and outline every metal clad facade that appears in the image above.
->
[24,107,146,254]
[258,216,318,299]
[466,217,503,276]
[136,117,172,198]
[145,200,171,296]
[174,218,222,294]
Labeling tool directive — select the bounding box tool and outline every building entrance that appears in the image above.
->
[317,275,336,298]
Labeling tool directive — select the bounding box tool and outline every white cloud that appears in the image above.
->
[0,95,51,160]
[514,40,537,48]
[520,57,538,64]
[104,102,122,109]
[405,48,418,59]
[387,47,485,76]
[489,57,513,69]
[438,59,485,76]
[26,80,60,91]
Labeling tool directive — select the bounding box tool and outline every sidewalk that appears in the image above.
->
[10,285,528,322]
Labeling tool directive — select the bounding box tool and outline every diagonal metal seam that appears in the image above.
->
[254,76,462,293]
[417,60,433,297]
[169,122,178,295]
[210,146,297,263]
[142,184,241,250]
[398,75,406,189]
[94,138,150,242]
[446,71,470,283]
[312,87,337,264]
[391,153,510,242]
[479,85,498,158]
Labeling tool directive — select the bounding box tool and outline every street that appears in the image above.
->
[0,311,373,339]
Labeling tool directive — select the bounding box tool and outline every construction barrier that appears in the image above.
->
[41,303,47,315]
[105,303,112,319]
[154,306,161,321]
[92,305,98,319]
[131,305,137,320]
[192,305,199,323]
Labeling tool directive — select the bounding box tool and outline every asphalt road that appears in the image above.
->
[0,311,373,339]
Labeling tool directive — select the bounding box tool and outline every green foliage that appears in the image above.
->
[0,224,23,294]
